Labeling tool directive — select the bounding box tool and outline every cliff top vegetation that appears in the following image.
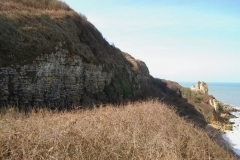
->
[0,0,71,11]
[0,0,95,68]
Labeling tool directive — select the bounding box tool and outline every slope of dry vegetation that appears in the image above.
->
[0,100,236,159]
[0,0,71,11]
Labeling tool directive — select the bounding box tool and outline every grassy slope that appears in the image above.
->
[0,100,236,159]
[0,0,109,67]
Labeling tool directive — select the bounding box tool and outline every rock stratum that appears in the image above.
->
[0,0,236,127]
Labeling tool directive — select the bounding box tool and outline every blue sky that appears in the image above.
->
[65,0,240,83]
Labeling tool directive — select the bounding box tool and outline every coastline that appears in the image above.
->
[180,82,240,158]
[205,123,240,159]
[222,110,240,157]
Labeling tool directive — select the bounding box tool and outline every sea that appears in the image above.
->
[179,82,240,156]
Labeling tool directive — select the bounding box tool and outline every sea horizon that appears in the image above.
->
[179,82,240,107]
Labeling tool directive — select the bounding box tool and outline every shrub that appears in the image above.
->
[181,88,192,98]
[0,100,235,159]
[193,97,202,103]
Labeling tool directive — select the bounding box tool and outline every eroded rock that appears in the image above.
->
[0,42,152,108]
[209,98,238,114]
[190,81,208,94]
[209,98,220,113]
[0,43,113,107]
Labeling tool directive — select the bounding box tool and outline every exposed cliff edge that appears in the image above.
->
[0,0,236,129]
[209,97,238,119]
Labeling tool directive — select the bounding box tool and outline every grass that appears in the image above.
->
[0,100,236,159]
[0,6,90,67]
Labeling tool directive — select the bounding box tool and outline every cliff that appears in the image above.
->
[0,0,233,128]
[0,0,155,109]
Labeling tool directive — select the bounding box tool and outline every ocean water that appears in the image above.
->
[179,82,240,156]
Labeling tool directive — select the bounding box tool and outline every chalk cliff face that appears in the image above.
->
[209,98,220,113]
[190,81,208,94]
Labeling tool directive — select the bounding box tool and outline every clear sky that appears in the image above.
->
[65,0,240,83]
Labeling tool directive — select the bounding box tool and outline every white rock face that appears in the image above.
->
[190,81,208,94]
[209,98,238,113]
[209,98,220,113]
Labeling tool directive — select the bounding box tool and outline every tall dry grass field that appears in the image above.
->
[0,100,236,159]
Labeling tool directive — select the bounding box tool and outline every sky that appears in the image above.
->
[64,0,240,83]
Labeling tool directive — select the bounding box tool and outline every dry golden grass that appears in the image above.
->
[0,100,236,159]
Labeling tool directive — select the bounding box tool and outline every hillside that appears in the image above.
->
[0,100,236,159]
[0,0,239,158]
[0,0,235,130]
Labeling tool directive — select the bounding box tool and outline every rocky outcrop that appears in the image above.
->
[189,81,237,114]
[209,98,238,114]
[183,81,239,127]
[209,98,220,113]
[221,103,239,112]
[190,81,208,94]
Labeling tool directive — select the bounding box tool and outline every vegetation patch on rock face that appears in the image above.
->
[192,97,202,103]
[181,87,192,98]
[103,73,132,102]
